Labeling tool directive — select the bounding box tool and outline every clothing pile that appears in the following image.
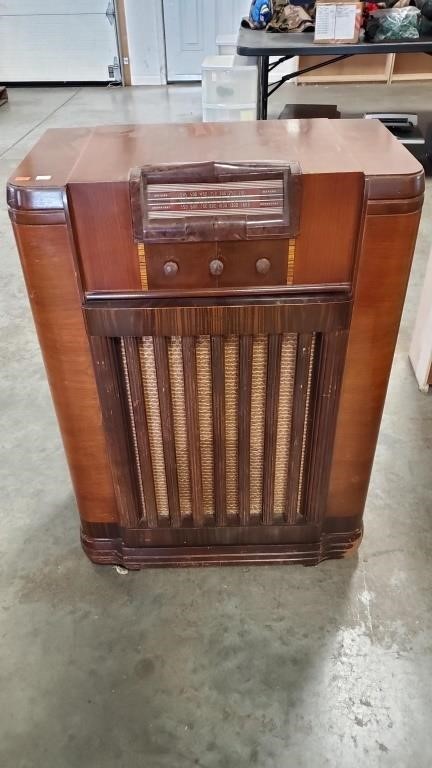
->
[241,0,432,38]
[242,0,315,33]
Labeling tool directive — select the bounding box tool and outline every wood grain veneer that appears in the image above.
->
[12,221,117,524]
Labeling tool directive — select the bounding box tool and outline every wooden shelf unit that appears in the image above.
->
[391,52,432,81]
[297,52,432,84]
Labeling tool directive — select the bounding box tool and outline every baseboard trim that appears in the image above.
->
[81,527,363,569]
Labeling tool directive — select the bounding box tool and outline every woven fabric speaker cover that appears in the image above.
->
[7,119,424,568]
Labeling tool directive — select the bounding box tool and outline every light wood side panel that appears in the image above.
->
[327,208,422,518]
[12,221,117,524]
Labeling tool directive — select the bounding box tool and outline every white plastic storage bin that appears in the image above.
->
[202,55,258,108]
[203,104,256,122]
[216,34,237,55]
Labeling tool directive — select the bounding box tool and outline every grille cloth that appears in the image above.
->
[124,333,311,526]
[224,336,239,516]
[195,336,215,517]
[167,337,193,519]
[139,337,169,517]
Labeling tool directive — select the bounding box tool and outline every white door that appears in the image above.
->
[0,0,120,83]
[163,0,250,81]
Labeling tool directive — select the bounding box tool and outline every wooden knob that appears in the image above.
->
[209,259,224,277]
[256,258,271,275]
[163,261,178,277]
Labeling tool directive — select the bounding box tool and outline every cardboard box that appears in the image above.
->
[314,1,362,44]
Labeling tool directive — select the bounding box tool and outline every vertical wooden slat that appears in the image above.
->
[211,335,226,525]
[90,336,140,528]
[238,335,252,526]
[262,334,282,524]
[182,337,204,527]
[122,336,158,528]
[153,336,181,527]
[305,330,348,524]
[285,333,315,523]
[120,339,147,524]
[273,334,297,516]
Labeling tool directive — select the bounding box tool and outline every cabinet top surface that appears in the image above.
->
[7,119,423,205]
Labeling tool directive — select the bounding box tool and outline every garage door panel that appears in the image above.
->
[0,0,110,15]
[0,14,118,81]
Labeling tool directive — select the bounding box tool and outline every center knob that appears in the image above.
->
[256,258,271,275]
[163,261,178,277]
[209,258,224,277]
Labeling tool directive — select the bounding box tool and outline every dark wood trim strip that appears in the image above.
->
[211,336,226,526]
[365,171,424,202]
[85,284,352,302]
[367,194,424,216]
[81,511,364,540]
[262,334,282,524]
[89,336,140,528]
[8,209,66,225]
[238,335,252,526]
[304,330,348,524]
[285,333,314,524]
[122,337,158,528]
[7,185,64,212]
[152,337,181,527]
[182,337,204,527]
[85,298,351,338]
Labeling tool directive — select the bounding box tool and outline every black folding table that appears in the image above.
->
[237,27,432,119]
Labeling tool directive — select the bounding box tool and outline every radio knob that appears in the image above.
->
[209,259,224,277]
[256,258,271,275]
[163,261,178,277]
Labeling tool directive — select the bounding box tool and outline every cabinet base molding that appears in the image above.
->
[81,522,363,569]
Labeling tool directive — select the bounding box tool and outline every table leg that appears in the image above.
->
[257,56,269,120]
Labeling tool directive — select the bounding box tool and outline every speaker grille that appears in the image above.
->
[119,332,316,527]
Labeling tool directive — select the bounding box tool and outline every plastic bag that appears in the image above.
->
[365,7,420,41]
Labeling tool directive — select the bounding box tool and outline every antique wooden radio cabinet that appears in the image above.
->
[7,119,423,568]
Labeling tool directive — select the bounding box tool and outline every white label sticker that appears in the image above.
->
[315,3,356,40]
[315,5,336,40]
[35,175,52,181]
[334,5,357,39]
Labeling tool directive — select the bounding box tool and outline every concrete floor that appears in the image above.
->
[0,82,432,767]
